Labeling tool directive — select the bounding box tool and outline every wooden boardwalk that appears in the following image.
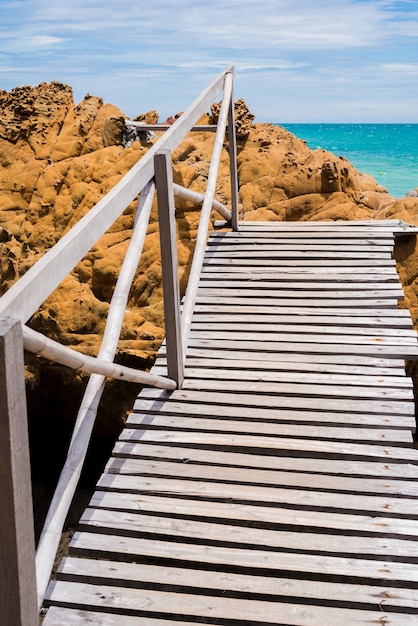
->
[44,220,418,625]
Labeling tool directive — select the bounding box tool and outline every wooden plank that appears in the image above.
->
[204,250,394,259]
[78,508,418,558]
[70,531,418,585]
[191,315,415,332]
[0,319,38,624]
[126,413,413,443]
[178,373,415,399]
[196,286,404,298]
[89,490,418,536]
[138,387,416,417]
[133,397,416,427]
[112,441,418,478]
[199,283,406,298]
[97,473,418,512]
[154,363,412,388]
[203,257,398,266]
[202,270,401,282]
[187,336,418,358]
[188,329,416,346]
[203,264,399,273]
[210,230,398,239]
[195,296,401,308]
[56,557,418,611]
[43,606,189,626]
[45,579,418,626]
[155,150,184,385]
[195,301,412,320]
[119,429,418,461]
[184,346,408,368]
[105,456,418,493]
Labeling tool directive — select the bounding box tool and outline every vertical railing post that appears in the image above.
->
[0,318,38,625]
[155,149,184,387]
[227,78,239,232]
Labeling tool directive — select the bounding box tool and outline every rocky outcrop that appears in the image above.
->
[1,81,418,438]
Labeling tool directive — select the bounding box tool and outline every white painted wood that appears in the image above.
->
[23,325,175,388]
[35,181,162,609]
[227,81,239,231]
[0,319,38,626]
[180,72,234,354]
[173,182,232,222]
[155,150,184,385]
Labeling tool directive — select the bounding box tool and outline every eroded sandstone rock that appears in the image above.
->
[2,81,418,438]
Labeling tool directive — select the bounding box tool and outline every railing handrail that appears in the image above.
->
[0,65,238,623]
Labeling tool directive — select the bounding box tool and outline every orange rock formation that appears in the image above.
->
[1,81,418,436]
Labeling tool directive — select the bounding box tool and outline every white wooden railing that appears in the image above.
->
[0,66,239,624]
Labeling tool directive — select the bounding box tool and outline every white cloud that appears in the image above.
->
[1,0,418,122]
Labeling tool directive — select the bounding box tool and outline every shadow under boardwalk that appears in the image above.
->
[44,220,418,625]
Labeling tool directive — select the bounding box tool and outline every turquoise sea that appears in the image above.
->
[280,124,418,199]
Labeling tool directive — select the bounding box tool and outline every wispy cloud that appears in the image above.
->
[0,0,417,121]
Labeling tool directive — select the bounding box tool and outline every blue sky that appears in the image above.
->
[1,0,417,123]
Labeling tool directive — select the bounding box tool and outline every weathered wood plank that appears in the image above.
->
[125,412,413,443]
[202,270,401,282]
[70,531,418,585]
[190,317,415,335]
[97,473,418,513]
[187,336,418,358]
[112,441,418,478]
[188,328,417,346]
[138,387,416,417]
[178,378,413,401]
[195,296,401,308]
[43,606,189,626]
[105,456,418,493]
[204,249,394,259]
[118,430,418,461]
[89,490,418,536]
[0,319,38,624]
[56,557,418,611]
[193,303,412,320]
[78,508,418,558]
[203,257,398,266]
[159,357,410,379]
[45,579,418,626]
[184,346,408,368]
[133,396,416,427]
